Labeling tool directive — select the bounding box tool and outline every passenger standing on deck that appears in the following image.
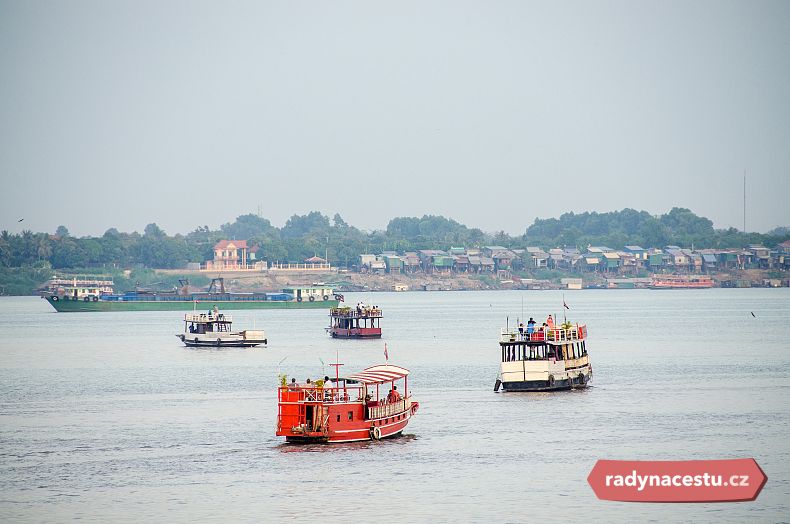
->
[546,314,554,329]
[321,375,331,399]
[527,318,536,335]
[212,304,219,317]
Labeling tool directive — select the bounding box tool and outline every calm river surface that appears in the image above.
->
[1,289,789,522]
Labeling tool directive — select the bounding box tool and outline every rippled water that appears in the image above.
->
[1,289,788,522]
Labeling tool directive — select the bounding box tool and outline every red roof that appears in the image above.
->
[214,240,248,250]
[346,365,410,385]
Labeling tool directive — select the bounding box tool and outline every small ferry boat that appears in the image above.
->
[276,364,418,443]
[649,275,714,289]
[495,317,592,392]
[327,304,382,338]
[176,312,267,347]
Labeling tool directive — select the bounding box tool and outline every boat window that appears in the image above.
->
[336,414,341,422]
[348,411,353,421]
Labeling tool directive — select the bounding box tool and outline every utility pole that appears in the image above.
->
[743,171,746,233]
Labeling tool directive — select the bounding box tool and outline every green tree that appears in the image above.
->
[221,214,278,240]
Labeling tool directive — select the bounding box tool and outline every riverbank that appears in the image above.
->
[155,268,790,293]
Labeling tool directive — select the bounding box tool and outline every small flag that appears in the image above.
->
[563,300,570,310]
[384,343,388,361]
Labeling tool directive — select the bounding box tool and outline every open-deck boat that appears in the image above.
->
[176,312,267,347]
[327,305,382,338]
[276,364,418,443]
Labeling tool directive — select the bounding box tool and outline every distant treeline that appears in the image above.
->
[0,208,788,272]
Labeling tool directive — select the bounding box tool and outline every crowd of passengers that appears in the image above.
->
[517,315,555,338]
[515,314,584,341]
[331,303,382,317]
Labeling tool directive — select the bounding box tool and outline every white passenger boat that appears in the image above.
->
[495,316,592,392]
[176,313,267,347]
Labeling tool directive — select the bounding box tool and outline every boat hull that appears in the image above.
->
[183,341,264,348]
[177,335,267,348]
[501,374,591,392]
[44,296,338,312]
[330,329,382,339]
[283,405,417,444]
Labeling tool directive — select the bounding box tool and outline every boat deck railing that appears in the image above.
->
[277,386,411,416]
[500,324,587,344]
[48,276,114,287]
[367,397,411,420]
[329,307,382,318]
[279,385,365,404]
[184,313,232,322]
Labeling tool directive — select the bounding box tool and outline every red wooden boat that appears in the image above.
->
[327,305,382,338]
[649,275,714,289]
[276,364,418,443]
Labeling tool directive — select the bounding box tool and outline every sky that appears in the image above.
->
[1,0,789,237]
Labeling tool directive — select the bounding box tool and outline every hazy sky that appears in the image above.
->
[1,0,789,237]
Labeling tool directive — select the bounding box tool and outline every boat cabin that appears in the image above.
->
[184,313,233,334]
[282,286,335,302]
[43,276,114,302]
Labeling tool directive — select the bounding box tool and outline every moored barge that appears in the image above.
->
[649,275,714,289]
[41,277,340,312]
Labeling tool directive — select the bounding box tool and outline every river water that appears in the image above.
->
[0,289,788,522]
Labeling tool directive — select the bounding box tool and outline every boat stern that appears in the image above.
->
[276,387,330,442]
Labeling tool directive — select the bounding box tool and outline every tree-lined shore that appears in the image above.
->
[1,207,788,295]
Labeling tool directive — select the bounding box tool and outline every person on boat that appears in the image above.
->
[518,322,524,335]
[288,378,300,389]
[527,318,536,335]
[212,304,219,317]
[305,378,312,387]
[320,376,332,399]
[387,386,401,403]
[546,314,554,329]
[536,324,545,341]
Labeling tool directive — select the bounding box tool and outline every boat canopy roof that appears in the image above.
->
[346,365,410,385]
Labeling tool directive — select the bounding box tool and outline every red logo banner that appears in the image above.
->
[588,459,767,502]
